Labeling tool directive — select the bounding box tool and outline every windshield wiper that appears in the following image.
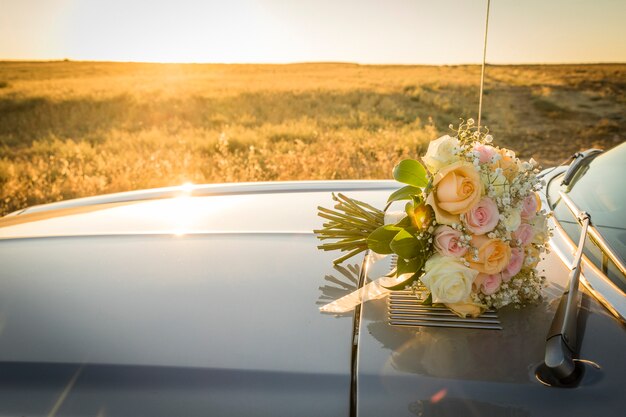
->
[561,148,603,187]
[544,192,591,380]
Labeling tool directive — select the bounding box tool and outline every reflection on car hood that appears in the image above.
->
[0,182,396,381]
[0,181,397,239]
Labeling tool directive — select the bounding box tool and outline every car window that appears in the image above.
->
[550,142,626,292]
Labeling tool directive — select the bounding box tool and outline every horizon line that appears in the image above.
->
[1,58,625,66]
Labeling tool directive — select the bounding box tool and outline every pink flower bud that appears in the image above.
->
[474,273,502,295]
[521,193,539,220]
[473,144,497,164]
[501,247,524,281]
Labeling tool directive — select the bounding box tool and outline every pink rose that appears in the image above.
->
[473,144,497,164]
[521,193,539,220]
[464,197,499,235]
[513,223,534,247]
[501,247,524,281]
[433,225,468,257]
[474,273,502,295]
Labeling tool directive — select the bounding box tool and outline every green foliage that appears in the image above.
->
[396,257,422,276]
[387,185,422,203]
[392,159,428,187]
[422,293,433,306]
[367,225,401,254]
[389,228,422,259]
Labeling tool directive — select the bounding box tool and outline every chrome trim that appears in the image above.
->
[350,250,373,417]
[15,180,399,216]
[560,192,626,277]
[549,215,626,322]
[388,291,502,331]
[539,165,568,209]
[540,190,626,322]
[0,231,317,242]
[560,149,603,186]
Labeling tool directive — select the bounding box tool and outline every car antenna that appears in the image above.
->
[543,191,591,381]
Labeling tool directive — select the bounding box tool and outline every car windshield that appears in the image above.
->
[548,141,626,291]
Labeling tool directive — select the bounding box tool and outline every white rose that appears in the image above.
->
[422,135,460,174]
[421,255,477,304]
[502,207,521,231]
[481,171,509,197]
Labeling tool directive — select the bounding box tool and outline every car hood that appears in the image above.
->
[0,181,397,376]
[1,180,625,417]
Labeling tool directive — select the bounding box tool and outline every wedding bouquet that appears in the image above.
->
[316,120,547,317]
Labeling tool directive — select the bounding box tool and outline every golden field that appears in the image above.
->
[0,61,624,216]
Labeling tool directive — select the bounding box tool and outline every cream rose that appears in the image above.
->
[426,161,483,225]
[481,171,509,197]
[466,235,512,275]
[445,300,487,318]
[494,148,520,180]
[502,207,522,232]
[422,135,460,173]
[421,254,478,304]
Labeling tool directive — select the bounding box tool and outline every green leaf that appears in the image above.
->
[405,201,416,225]
[397,252,428,276]
[394,216,412,228]
[412,194,424,205]
[393,159,428,188]
[404,201,424,228]
[387,185,421,203]
[422,292,433,306]
[367,225,401,254]
[389,229,420,259]
[397,257,420,276]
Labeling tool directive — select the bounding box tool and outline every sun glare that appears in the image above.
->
[2,0,624,64]
[180,182,195,193]
[58,0,297,64]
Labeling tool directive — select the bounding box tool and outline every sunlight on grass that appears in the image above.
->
[0,62,623,215]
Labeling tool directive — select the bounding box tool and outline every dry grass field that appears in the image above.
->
[0,61,624,216]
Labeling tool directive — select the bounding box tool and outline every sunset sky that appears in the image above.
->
[1,0,625,64]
